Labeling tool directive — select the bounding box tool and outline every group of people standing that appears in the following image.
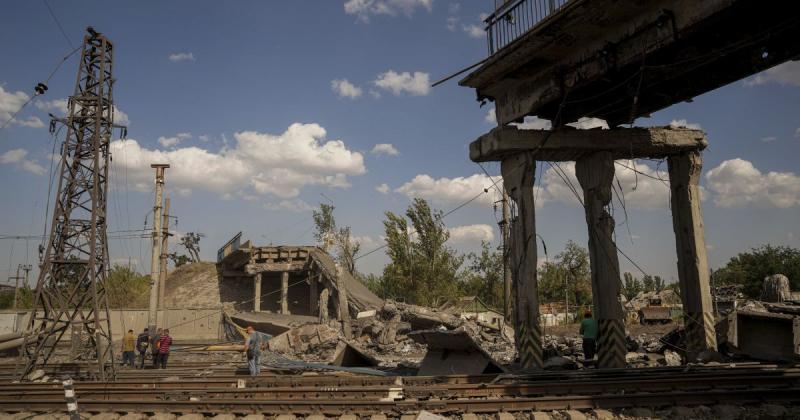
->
[121,327,173,369]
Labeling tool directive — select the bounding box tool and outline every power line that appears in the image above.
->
[42,0,75,49]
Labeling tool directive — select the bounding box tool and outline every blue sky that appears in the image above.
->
[1,0,799,286]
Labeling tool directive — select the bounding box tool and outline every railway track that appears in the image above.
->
[0,364,797,416]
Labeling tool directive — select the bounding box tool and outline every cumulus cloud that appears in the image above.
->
[568,117,609,130]
[375,183,390,194]
[109,123,366,199]
[795,128,800,138]
[669,119,702,130]
[705,158,800,208]
[462,24,484,38]
[744,61,800,87]
[351,234,379,248]
[0,148,46,175]
[761,136,777,143]
[158,132,191,148]
[446,16,459,31]
[263,199,313,213]
[395,173,499,206]
[168,52,195,62]
[448,224,494,244]
[371,143,399,156]
[515,116,552,130]
[373,70,430,96]
[485,107,497,124]
[344,0,433,22]
[0,85,44,129]
[331,79,363,99]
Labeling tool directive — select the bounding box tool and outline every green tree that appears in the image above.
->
[312,204,361,275]
[653,275,665,293]
[179,232,202,262]
[105,265,151,308]
[381,198,464,307]
[714,245,800,298]
[461,241,504,309]
[537,240,592,306]
[168,253,191,267]
[313,203,336,252]
[622,272,643,301]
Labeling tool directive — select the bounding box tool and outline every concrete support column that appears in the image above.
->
[309,274,319,316]
[668,151,717,358]
[253,273,262,312]
[501,152,543,369]
[280,272,289,314]
[575,151,626,369]
[335,265,352,339]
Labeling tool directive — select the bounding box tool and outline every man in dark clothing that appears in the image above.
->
[242,326,262,376]
[580,309,598,360]
[151,328,162,368]
[136,328,150,369]
[158,329,173,369]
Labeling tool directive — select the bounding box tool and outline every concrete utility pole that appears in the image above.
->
[500,189,512,323]
[147,164,169,334]
[158,198,171,309]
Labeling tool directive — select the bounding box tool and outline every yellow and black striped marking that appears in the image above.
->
[597,318,626,369]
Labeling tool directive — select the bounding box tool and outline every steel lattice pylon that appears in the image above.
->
[23,28,120,381]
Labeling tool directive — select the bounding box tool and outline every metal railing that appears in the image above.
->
[485,0,570,55]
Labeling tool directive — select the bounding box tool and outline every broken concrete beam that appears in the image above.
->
[332,341,379,367]
[390,302,463,330]
[762,274,792,303]
[732,310,800,362]
[267,323,340,354]
[470,126,707,163]
[408,328,506,376]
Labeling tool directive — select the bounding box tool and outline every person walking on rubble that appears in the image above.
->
[151,328,163,368]
[242,326,262,376]
[136,328,150,369]
[158,329,173,369]
[580,309,598,361]
[121,329,136,368]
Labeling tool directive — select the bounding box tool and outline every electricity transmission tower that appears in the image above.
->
[23,27,124,380]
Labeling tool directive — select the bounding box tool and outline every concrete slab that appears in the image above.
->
[564,410,587,420]
[332,340,379,367]
[409,328,506,375]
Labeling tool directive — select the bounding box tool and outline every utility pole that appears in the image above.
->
[147,164,169,334]
[10,265,26,310]
[158,197,171,309]
[500,188,513,323]
[24,27,123,381]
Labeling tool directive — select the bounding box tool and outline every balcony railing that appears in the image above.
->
[485,0,570,55]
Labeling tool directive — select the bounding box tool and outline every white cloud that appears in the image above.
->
[0,85,44,129]
[168,52,195,62]
[485,107,496,124]
[744,61,800,87]
[331,79,363,99]
[795,128,800,138]
[35,98,69,114]
[395,173,499,206]
[514,116,552,130]
[0,148,46,175]
[344,0,434,22]
[705,158,800,208]
[371,143,399,156]
[352,234,379,248]
[373,70,430,96]
[375,183,390,194]
[462,24,484,38]
[263,199,313,213]
[540,161,671,209]
[448,224,495,244]
[567,117,609,130]
[669,119,702,130]
[760,136,777,143]
[110,122,366,199]
[158,132,191,148]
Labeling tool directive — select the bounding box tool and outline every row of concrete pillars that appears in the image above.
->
[503,150,717,368]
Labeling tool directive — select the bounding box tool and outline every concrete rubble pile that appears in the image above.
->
[263,300,517,371]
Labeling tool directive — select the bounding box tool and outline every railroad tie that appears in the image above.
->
[597,318,625,369]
